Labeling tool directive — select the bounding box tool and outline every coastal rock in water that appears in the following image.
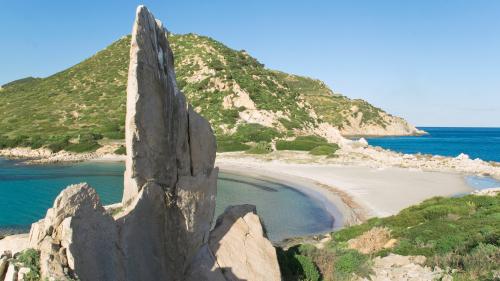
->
[28,5,279,281]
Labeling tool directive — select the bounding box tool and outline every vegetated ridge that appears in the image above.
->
[0,34,421,153]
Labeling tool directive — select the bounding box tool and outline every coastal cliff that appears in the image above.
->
[1,6,281,281]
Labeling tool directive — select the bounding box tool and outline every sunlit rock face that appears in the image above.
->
[28,5,280,281]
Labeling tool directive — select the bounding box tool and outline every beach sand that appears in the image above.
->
[217,157,473,220]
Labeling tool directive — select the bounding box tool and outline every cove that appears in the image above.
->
[0,158,334,242]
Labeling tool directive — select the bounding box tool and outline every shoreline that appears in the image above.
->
[220,166,366,231]
[1,146,498,230]
[216,156,475,219]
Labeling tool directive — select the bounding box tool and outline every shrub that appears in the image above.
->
[334,249,371,280]
[65,141,101,153]
[276,140,336,151]
[28,136,45,149]
[232,123,280,143]
[430,243,500,280]
[295,254,320,281]
[217,140,250,152]
[295,135,328,143]
[276,246,320,281]
[114,145,126,155]
[16,249,41,281]
[47,136,70,152]
[275,135,333,151]
[79,132,103,142]
[276,247,303,280]
[310,144,339,156]
[103,131,124,140]
[246,142,272,154]
[279,118,301,130]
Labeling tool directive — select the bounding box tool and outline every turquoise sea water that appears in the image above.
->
[0,158,333,241]
[366,127,500,162]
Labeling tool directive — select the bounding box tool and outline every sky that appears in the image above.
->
[1,1,499,127]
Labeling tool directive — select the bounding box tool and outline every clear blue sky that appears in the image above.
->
[1,1,499,127]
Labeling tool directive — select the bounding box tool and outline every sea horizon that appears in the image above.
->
[366,126,500,162]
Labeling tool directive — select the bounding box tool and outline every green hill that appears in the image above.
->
[0,33,418,153]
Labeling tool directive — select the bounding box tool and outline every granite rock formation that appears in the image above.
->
[26,5,280,281]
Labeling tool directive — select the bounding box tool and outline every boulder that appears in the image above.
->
[0,256,8,280]
[31,183,122,280]
[3,263,16,281]
[17,267,30,281]
[0,234,28,256]
[187,205,281,281]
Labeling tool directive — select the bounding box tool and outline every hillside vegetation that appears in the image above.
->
[278,194,500,281]
[0,33,415,153]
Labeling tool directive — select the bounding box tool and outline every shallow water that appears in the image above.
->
[0,158,333,241]
[465,175,500,190]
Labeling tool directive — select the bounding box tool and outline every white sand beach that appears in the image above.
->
[217,155,473,220]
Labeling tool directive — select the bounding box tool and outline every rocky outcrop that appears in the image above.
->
[186,205,281,281]
[358,254,450,281]
[339,110,426,137]
[0,235,29,257]
[26,5,280,281]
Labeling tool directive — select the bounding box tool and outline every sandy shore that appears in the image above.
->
[216,156,473,219]
[1,147,494,227]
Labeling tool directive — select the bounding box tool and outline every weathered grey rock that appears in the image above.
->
[0,234,28,256]
[3,263,16,281]
[17,267,30,281]
[188,106,217,176]
[123,4,186,204]
[0,256,8,280]
[27,5,279,281]
[117,182,169,281]
[32,183,122,280]
[187,205,281,281]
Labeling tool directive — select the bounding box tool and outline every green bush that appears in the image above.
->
[295,135,328,143]
[65,141,101,153]
[114,145,126,155]
[217,140,251,152]
[47,136,71,152]
[103,131,124,140]
[246,142,272,154]
[279,118,301,130]
[276,140,336,151]
[310,144,339,156]
[295,254,320,281]
[334,249,370,279]
[28,136,45,149]
[16,249,41,281]
[276,246,320,281]
[275,135,333,151]
[232,123,280,143]
[276,247,302,280]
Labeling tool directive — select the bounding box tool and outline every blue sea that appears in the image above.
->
[366,127,500,162]
[0,159,333,241]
